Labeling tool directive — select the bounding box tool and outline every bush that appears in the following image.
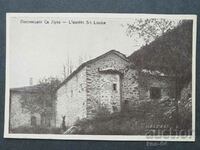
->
[10,126,62,134]
[72,97,192,135]
[73,110,147,135]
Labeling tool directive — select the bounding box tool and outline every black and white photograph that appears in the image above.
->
[4,13,196,141]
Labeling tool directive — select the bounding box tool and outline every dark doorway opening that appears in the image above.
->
[31,116,37,126]
[150,87,161,99]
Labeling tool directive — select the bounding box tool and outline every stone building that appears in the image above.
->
[10,85,56,130]
[55,50,175,127]
[9,21,191,130]
[138,70,175,101]
[9,50,175,130]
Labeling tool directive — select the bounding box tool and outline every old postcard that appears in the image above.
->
[4,13,197,141]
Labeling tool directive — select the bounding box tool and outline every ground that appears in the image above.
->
[65,97,192,135]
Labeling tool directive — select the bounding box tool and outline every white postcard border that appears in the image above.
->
[4,13,197,141]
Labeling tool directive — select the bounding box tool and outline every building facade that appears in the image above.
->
[10,85,56,130]
[9,50,175,130]
[55,50,174,127]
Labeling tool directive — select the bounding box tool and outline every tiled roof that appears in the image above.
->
[10,85,44,93]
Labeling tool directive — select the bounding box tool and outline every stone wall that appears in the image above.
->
[138,73,175,100]
[10,92,31,129]
[86,53,138,117]
[56,67,87,127]
[99,73,121,113]
[56,51,175,126]
[122,69,139,106]
[10,91,42,129]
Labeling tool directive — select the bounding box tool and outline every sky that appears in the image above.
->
[8,15,180,88]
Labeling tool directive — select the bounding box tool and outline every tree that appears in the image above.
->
[126,18,181,45]
[63,53,92,80]
[62,55,74,80]
[128,19,193,127]
[20,77,61,114]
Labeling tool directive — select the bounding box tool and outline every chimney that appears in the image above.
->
[29,77,33,86]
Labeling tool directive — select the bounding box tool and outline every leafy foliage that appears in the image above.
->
[129,20,193,94]
[128,20,193,128]
[38,77,61,94]
[178,82,192,130]
[10,126,62,134]
[126,18,181,44]
[71,96,191,135]
[20,77,61,114]
[129,20,192,75]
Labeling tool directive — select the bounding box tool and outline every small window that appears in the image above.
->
[124,100,129,110]
[150,87,161,99]
[124,100,129,105]
[113,84,117,91]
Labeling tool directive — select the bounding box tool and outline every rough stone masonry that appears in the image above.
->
[55,50,173,127]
